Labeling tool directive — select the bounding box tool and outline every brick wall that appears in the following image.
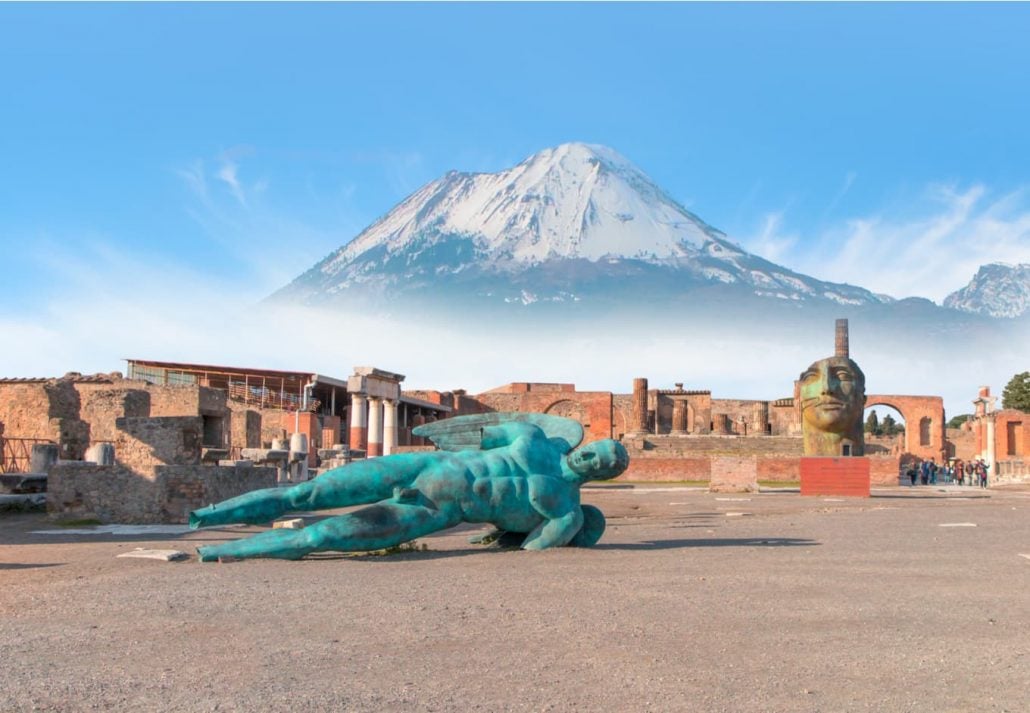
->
[869,455,902,486]
[463,390,615,443]
[709,456,758,493]
[0,383,58,441]
[617,456,712,482]
[626,435,803,456]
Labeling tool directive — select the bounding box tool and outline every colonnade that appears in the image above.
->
[348,394,401,457]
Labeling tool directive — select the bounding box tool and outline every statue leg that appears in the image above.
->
[196,499,462,562]
[189,454,435,529]
[567,504,606,547]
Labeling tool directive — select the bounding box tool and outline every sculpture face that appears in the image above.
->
[568,439,630,481]
[800,356,865,434]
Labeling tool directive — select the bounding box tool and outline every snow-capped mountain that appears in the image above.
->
[943,263,1030,318]
[275,143,888,310]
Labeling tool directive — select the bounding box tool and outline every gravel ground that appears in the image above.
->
[2,484,1029,712]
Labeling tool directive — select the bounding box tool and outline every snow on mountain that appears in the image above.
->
[943,263,1030,318]
[277,143,888,308]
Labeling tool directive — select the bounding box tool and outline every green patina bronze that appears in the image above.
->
[799,355,866,456]
[190,413,629,562]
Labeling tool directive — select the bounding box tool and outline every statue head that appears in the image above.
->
[566,439,630,482]
[799,355,866,456]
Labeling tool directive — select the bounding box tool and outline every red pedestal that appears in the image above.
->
[800,457,871,497]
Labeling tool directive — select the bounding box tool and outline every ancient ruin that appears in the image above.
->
[189,414,629,561]
[2,318,1027,523]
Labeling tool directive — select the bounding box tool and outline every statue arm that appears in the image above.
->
[522,476,583,550]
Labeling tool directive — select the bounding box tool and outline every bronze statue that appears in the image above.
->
[190,413,629,561]
[799,355,866,456]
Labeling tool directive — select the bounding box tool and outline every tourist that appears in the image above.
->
[906,463,917,486]
[965,461,975,486]
[955,459,964,486]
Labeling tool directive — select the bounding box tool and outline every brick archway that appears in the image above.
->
[544,399,589,427]
[865,395,946,460]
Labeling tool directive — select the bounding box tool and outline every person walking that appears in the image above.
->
[906,463,917,486]
[955,459,964,486]
[965,460,975,486]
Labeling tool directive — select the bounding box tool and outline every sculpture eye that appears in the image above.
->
[801,370,818,383]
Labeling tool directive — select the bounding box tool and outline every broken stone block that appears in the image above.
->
[272,518,305,530]
[84,442,115,466]
[200,448,230,464]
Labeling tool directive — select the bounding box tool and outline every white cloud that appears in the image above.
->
[217,160,247,206]
[745,183,1030,301]
[746,211,799,265]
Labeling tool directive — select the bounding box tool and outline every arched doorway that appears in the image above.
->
[863,405,905,456]
[865,395,946,460]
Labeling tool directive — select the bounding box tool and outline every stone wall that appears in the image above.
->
[945,427,976,460]
[0,380,90,459]
[652,392,713,435]
[226,400,266,450]
[769,399,800,437]
[625,434,804,457]
[47,462,277,523]
[462,387,615,443]
[869,455,903,486]
[76,385,151,443]
[148,384,228,418]
[114,416,203,469]
[0,383,58,441]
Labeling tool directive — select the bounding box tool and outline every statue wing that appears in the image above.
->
[412,412,584,453]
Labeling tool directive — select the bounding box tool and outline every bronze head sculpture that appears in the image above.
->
[799,354,866,457]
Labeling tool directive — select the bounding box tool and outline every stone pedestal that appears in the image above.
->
[29,444,59,474]
[800,457,870,497]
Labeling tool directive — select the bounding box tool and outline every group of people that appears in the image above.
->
[905,457,989,488]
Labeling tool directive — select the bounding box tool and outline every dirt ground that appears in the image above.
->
[2,483,1029,713]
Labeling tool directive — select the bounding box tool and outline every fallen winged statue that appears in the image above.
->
[189,413,630,561]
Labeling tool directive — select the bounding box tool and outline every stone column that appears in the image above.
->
[367,397,383,458]
[631,378,648,434]
[383,400,398,456]
[349,393,367,452]
[671,400,688,435]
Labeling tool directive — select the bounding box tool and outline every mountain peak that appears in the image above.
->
[277,144,886,312]
[943,262,1030,318]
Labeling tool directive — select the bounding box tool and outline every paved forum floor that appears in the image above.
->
[2,484,1029,712]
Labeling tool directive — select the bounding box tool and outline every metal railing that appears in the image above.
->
[0,437,56,474]
[226,382,320,413]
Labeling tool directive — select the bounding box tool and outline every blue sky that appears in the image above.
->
[1,3,1028,410]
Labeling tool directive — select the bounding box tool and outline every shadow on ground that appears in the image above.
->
[595,537,819,550]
